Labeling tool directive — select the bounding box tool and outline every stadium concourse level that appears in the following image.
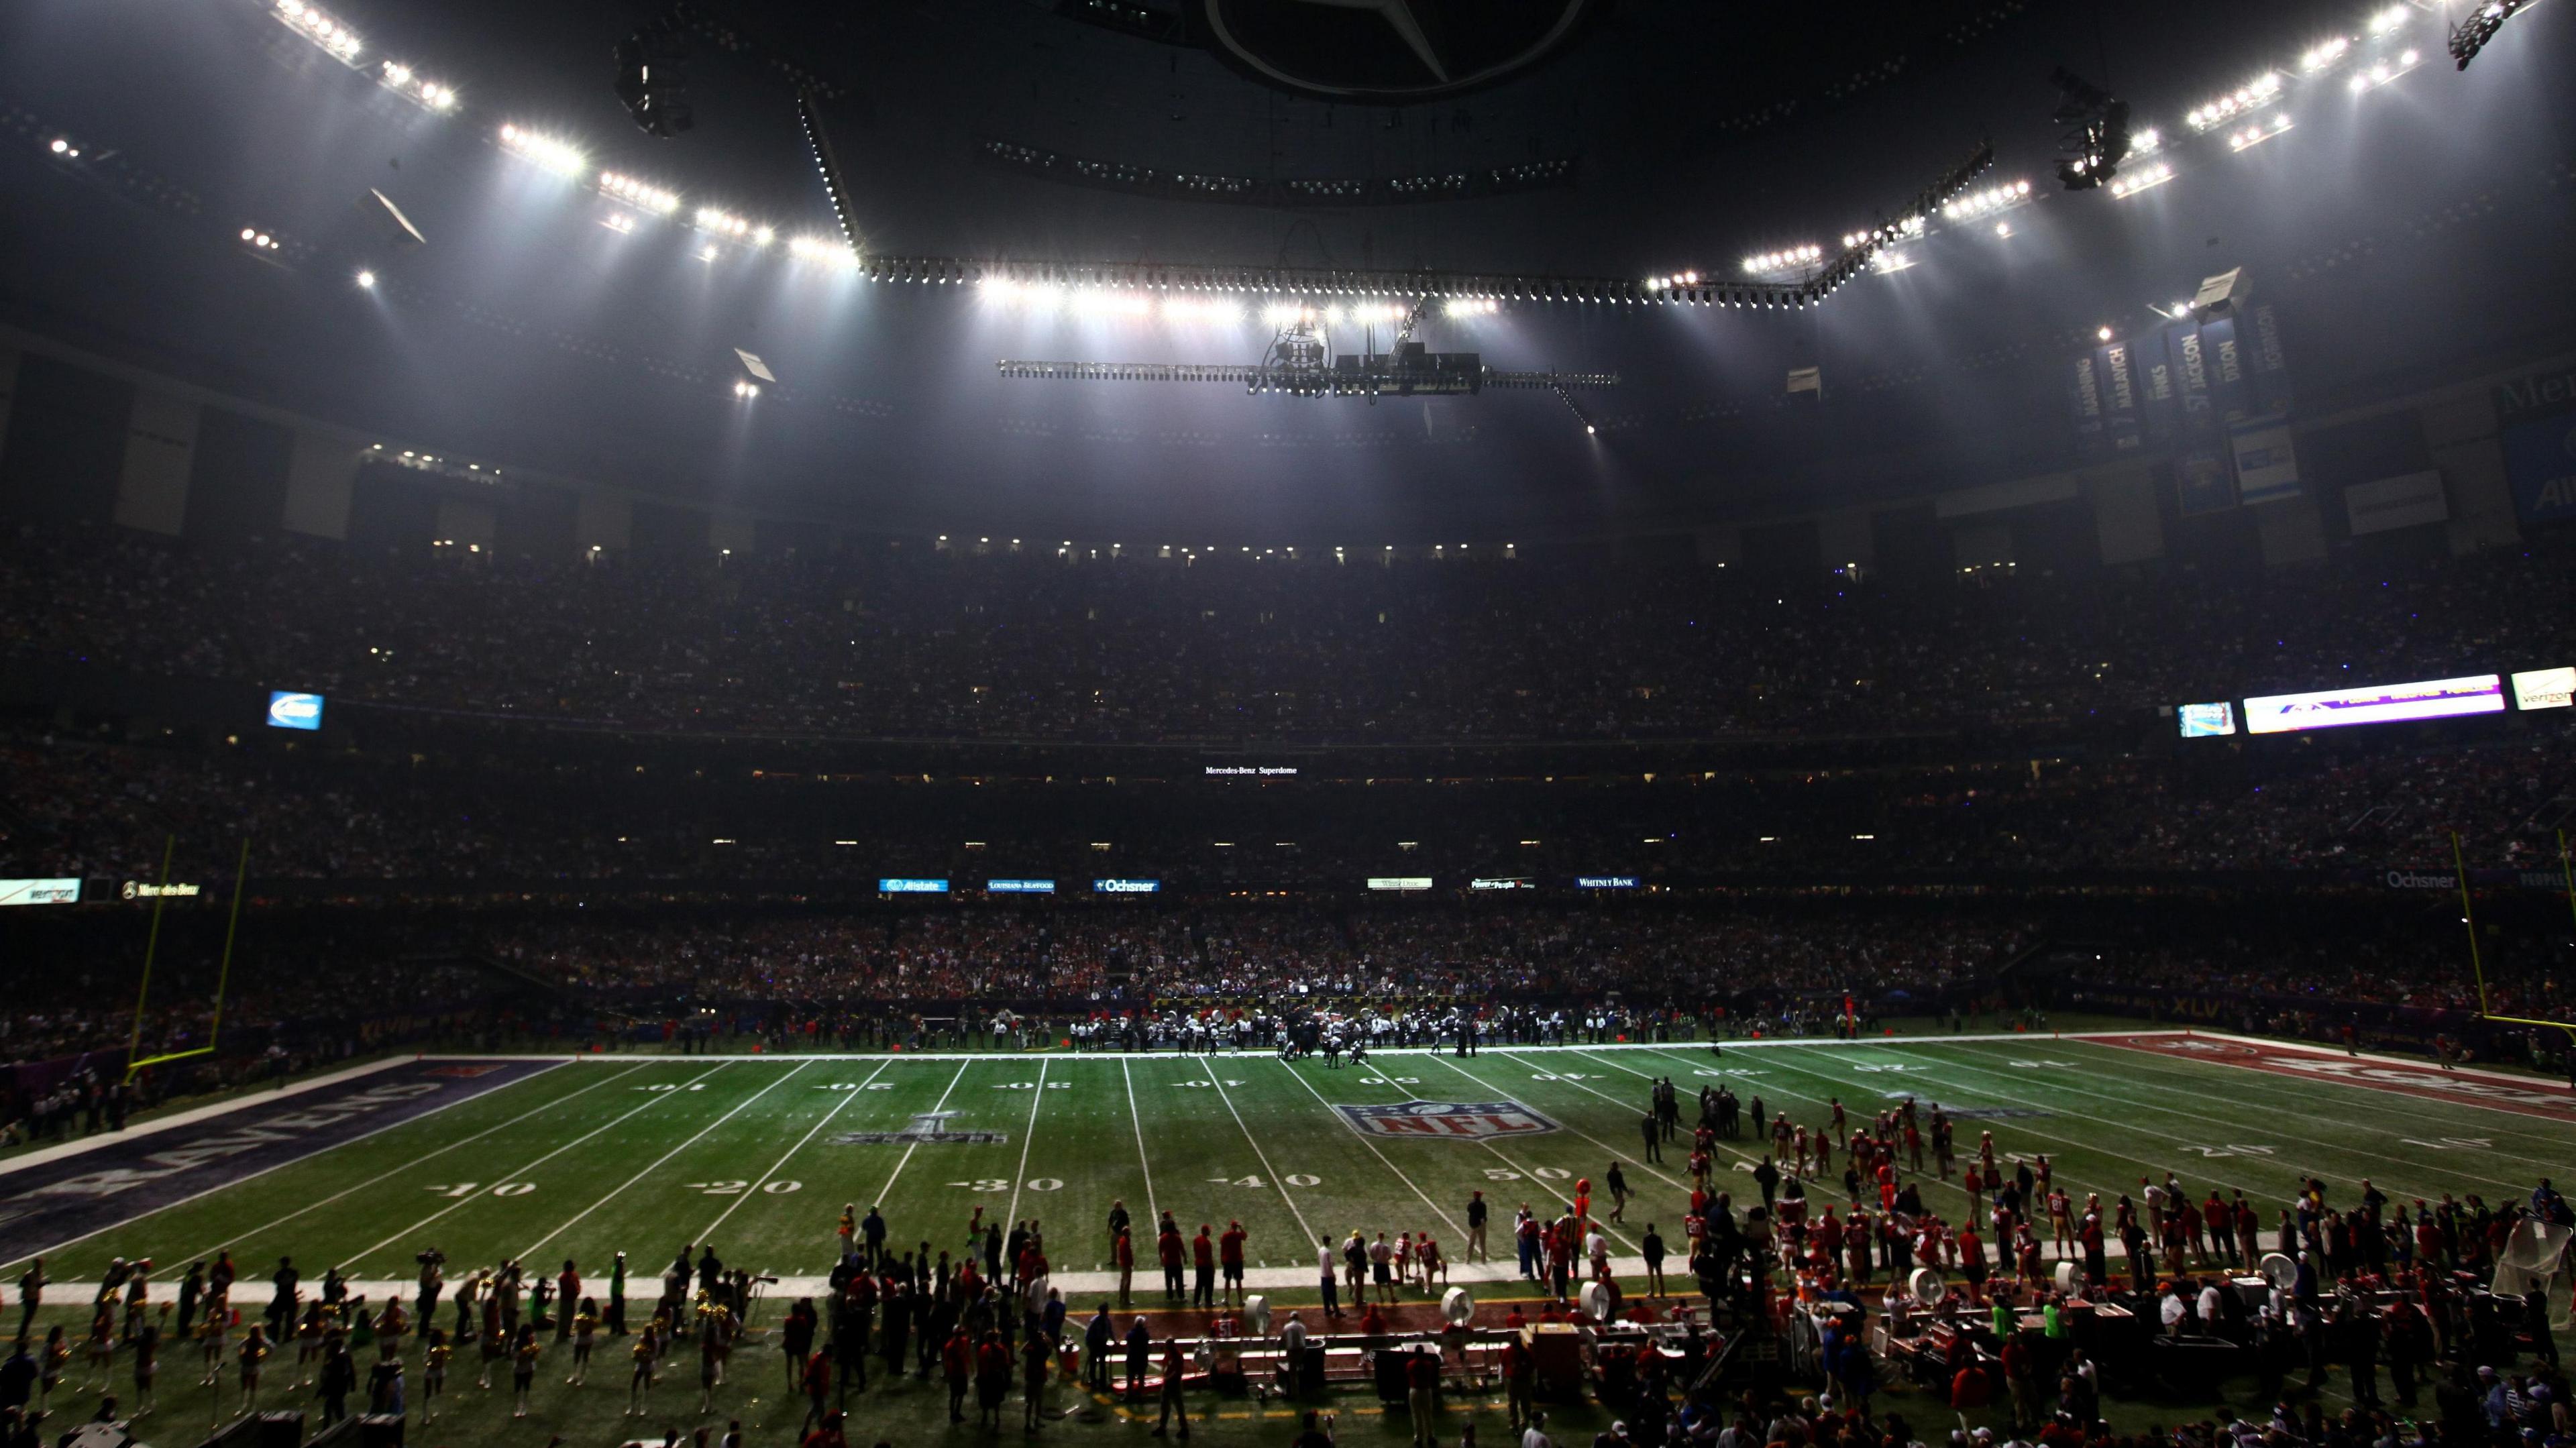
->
[2,520,2571,744]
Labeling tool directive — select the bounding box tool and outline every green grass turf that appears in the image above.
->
[13,1032,2569,1446]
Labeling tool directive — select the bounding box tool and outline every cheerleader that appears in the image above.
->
[196,1302,227,1386]
[625,1316,662,1414]
[421,1328,451,1423]
[40,1324,67,1410]
[233,1323,270,1421]
[477,1282,506,1388]
[568,1296,598,1385]
[509,1325,540,1417]
[130,1310,162,1417]
[80,1302,115,1393]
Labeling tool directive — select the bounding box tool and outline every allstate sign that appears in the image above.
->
[266,691,325,730]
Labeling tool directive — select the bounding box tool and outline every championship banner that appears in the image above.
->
[2137,334,2178,449]
[2070,341,2146,457]
[2163,321,2234,514]
[2243,303,2294,418]
[2070,351,2106,455]
[2198,313,2252,425]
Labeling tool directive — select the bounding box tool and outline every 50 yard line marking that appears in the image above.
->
[1272,1058,1462,1235]
[520,1061,815,1260]
[1121,1058,1159,1215]
[337,1062,732,1272]
[700,1058,894,1243]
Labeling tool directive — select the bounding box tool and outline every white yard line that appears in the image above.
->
[519,1061,814,1261]
[877,1061,973,1205]
[1906,1042,2536,1197]
[334,1063,731,1272]
[699,1060,895,1243]
[1429,1050,1699,1199]
[1002,1059,1051,1231]
[2053,1038,2576,1156]
[0,1062,579,1273]
[1758,1042,2323,1199]
[1544,1050,1768,1173]
[1121,1058,1161,1216]
[1271,1058,1463,1235]
[1208,1071,1316,1244]
[176,1064,645,1268]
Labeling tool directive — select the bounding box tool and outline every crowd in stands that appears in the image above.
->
[480,907,2030,1012]
[4,520,2568,743]
[2,732,2563,889]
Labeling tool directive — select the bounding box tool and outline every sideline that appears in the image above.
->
[0,1055,418,1181]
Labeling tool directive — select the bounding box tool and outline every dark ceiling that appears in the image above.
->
[0,0,2571,543]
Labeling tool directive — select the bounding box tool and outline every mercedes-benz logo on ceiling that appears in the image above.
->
[1196,0,1605,101]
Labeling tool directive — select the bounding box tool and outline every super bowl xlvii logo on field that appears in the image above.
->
[834,1111,1007,1146]
[1335,1101,1558,1139]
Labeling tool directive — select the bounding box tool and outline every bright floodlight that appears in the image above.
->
[355,269,376,288]
[599,172,680,215]
[2096,325,2112,341]
[497,123,586,179]
[788,235,858,267]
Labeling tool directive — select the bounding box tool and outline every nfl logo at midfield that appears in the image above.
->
[1336,1100,1558,1139]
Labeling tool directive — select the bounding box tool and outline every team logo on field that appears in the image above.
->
[1334,1100,1558,1139]
[834,1111,1008,1146]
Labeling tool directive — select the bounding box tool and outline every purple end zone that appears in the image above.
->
[0,1058,559,1266]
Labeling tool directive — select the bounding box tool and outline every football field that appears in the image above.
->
[11,1029,2575,1302]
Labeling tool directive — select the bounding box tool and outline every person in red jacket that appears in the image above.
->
[1218,1223,1248,1307]
[941,1328,972,1424]
[1153,1339,1189,1439]
[974,1329,1012,1431]
[1159,1225,1187,1302]
[1191,1227,1216,1309]
[1115,1230,1136,1309]
[799,1408,848,1448]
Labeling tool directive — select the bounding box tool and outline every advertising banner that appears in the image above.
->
[2176,702,2237,738]
[2345,471,2449,535]
[2243,675,2505,734]
[2229,416,2301,504]
[2512,667,2572,712]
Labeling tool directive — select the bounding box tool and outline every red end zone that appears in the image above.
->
[2076,1034,2576,1122]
